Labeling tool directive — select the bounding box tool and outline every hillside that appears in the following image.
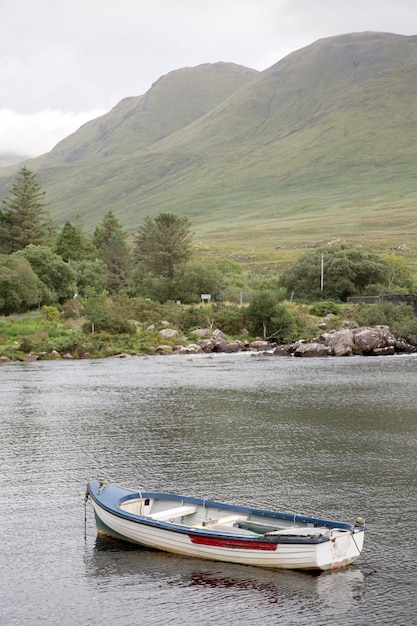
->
[38,62,258,166]
[1,32,417,271]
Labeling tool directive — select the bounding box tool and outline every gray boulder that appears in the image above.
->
[272,343,296,356]
[192,328,211,337]
[173,344,203,354]
[197,338,215,353]
[222,342,240,353]
[319,328,355,356]
[249,340,272,351]
[352,325,395,353]
[293,341,330,357]
[159,328,179,338]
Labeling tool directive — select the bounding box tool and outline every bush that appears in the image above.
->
[350,301,417,344]
[42,305,61,322]
[46,331,85,356]
[211,303,246,335]
[279,243,390,302]
[19,330,49,353]
[309,300,340,317]
[82,313,137,335]
[270,303,303,343]
[391,317,417,345]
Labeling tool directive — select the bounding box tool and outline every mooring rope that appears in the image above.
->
[84,487,89,540]
[352,532,377,573]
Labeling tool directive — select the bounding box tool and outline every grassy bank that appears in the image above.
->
[0,315,185,361]
[2,295,417,362]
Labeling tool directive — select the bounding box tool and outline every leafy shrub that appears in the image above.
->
[210,303,245,335]
[82,313,136,335]
[354,302,397,327]
[42,305,61,322]
[309,300,340,317]
[46,331,85,355]
[19,330,48,353]
[391,317,417,345]
[279,243,390,302]
[351,302,417,344]
[270,303,304,343]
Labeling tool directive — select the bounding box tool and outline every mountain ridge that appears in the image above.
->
[1,31,416,269]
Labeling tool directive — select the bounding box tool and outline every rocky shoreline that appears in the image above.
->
[158,324,416,358]
[267,324,416,357]
[1,324,415,362]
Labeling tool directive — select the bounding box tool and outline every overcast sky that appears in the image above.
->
[1,0,416,157]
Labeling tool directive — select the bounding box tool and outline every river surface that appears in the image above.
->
[1,352,416,625]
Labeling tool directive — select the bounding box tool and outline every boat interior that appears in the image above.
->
[118,497,331,537]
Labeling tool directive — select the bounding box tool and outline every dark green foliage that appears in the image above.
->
[279,243,390,302]
[245,293,314,342]
[94,211,133,293]
[46,331,85,356]
[73,259,107,297]
[215,258,253,303]
[210,303,245,335]
[81,288,135,336]
[55,221,92,262]
[100,237,133,293]
[176,260,221,304]
[352,301,417,344]
[55,221,83,261]
[246,291,278,338]
[270,304,303,343]
[93,211,126,249]
[392,316,417,345]
[343,300,417,344]
[171,304,200,330]
[81,313,136,336]
[14,245,76,304]
[110,296,164,325]
[309,300,341,316]
[0,167,55,254]
[130,213,195,302]
[134,212,192,279]
[0,254,39,314]
[129,269,172,303]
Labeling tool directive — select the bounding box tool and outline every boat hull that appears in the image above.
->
[87,482,365,571]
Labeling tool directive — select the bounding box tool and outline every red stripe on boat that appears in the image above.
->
[189,535,276,551]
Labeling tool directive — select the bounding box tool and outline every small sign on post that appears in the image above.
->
[200,294,211,303]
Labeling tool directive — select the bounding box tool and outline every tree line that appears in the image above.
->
[0,167,415,336]
[0,167,219,314]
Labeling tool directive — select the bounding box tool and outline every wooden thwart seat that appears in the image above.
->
[213,514,247,526]
[196,514,247,528]
[148,505,198,521]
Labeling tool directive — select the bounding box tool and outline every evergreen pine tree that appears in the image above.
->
[0,166,55,253]
[93,211,132,293]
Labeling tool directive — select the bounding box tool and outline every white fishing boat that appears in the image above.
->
[86,480,365,571]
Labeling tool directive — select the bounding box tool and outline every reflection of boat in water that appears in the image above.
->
[86,480,365,571]
[315,568,367,606]
[86,535,367,609]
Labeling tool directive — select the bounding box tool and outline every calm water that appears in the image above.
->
[1,352,416,625]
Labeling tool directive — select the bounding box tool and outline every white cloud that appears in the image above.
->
[0,108,106,157]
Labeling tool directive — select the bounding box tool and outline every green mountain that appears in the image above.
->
[1,32,417,268]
